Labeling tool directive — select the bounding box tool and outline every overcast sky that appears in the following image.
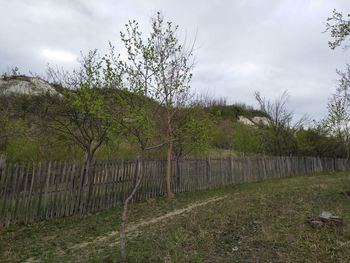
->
[1,0,350,120]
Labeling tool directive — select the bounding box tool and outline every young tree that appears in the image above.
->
[324,9,350,159]
[323,66,350,159]
[44,50,124,209]
[46,49,123,164]
[114,12,197,261]
[120,12,195,199]
[114,84,161,263]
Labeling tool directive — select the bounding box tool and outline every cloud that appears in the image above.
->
[1,0,350,120]
[41,49,76,62]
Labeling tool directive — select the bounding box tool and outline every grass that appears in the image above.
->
[1,172,350,262]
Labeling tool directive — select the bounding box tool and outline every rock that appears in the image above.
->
[0,75,59,96]
[307,211,343,227]
[238,116,255,126]
[237,115,270,127]
[319,211,333,220]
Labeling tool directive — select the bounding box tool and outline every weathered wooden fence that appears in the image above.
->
[0,156,349,227]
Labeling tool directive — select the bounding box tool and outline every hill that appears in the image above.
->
[0,75,345,161]
[0,75,274,161]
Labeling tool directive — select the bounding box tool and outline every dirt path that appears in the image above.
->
[70,195,227,250]
[24,195,227,263]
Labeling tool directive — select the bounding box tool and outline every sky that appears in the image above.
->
[1,0,350,121]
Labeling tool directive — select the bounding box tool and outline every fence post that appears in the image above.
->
[206,157,211,187]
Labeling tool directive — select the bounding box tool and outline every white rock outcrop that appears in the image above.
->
[238,115,270,126]
[0,76,58,96]
[238,116,255,126]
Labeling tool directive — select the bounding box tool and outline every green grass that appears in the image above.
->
[1,172,350,262]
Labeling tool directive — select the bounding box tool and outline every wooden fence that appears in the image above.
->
[0,156,349,227]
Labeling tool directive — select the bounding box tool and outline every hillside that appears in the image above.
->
[0,75,274,161]
[0,75,346,161]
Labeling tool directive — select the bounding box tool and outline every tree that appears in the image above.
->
[114,12,197,261]
[323,66,350,159]
[45,49,123,164]
[113,81,161,263]
[254,91,308,156]
[325,9,350,49]
[44,50,124,211]
[120,12,195,199]
[295,125,347,158]
[324,9,350,159]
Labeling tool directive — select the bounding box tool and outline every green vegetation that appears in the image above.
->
[1,172,350,262]
[0,86,347,162]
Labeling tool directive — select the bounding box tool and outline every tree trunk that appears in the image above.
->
[119,155,143,263]
[166,139,174,199]
[74,150,93,214]
[84,149,95,209]
[165,113,174,199]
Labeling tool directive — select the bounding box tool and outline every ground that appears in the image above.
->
[1,172,350,262]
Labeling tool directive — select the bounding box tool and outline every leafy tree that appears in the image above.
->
[45,50,123,164]
[294,126,346,158]
[114,12,199,261]
[112,84,162,263]
[323,67,350,159]
[323,9,350,159]
[43,50,124,213]
[119,12,195,199]
[326,9,350,49]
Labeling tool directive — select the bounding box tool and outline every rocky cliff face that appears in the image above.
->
[238,115,270,126]
[0,75,58,96]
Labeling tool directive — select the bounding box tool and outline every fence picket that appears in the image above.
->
[1,156,349,227]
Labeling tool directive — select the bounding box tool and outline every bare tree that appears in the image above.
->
[255,91,308,155]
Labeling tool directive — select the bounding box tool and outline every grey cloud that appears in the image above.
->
[1,0,350,120]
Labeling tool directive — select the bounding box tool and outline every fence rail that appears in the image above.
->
[0,156,348,227]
